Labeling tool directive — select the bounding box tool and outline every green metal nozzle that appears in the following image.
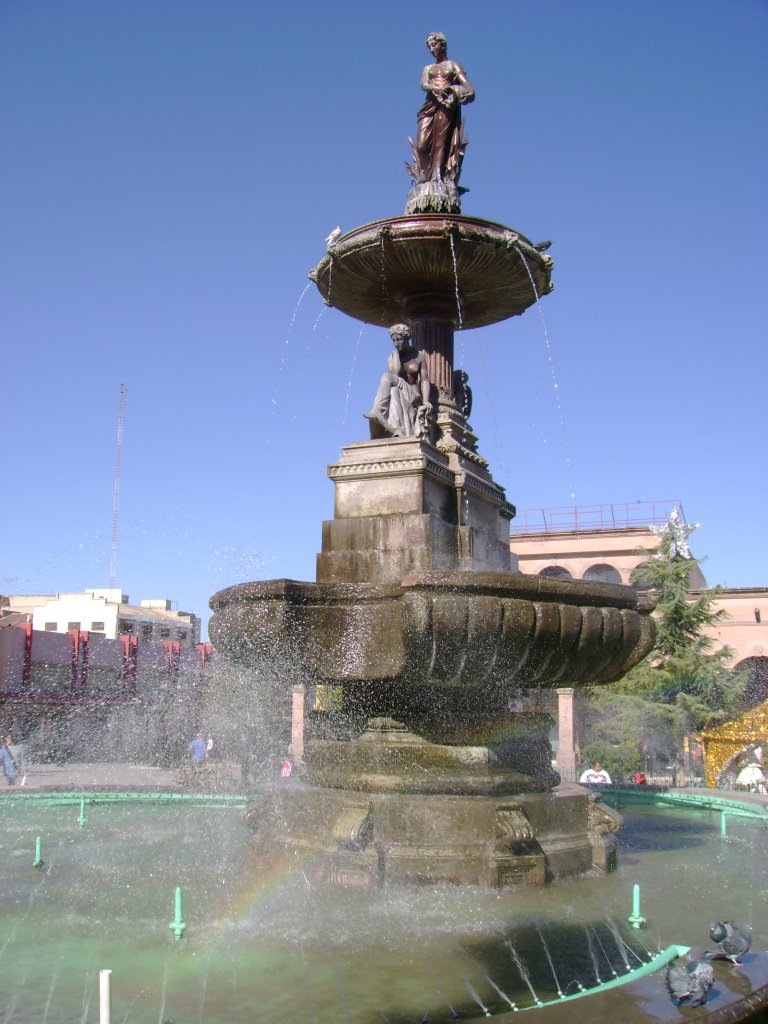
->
[628,882,647,929]
[169,886,187,940]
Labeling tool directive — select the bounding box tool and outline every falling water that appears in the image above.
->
[505,940,541,1006]
[341,325,364,430]
[473,332,508,480]
[514,245,576,500]
[197,962,209,1024]
[79,970,92,1024]
[629,929,656,963]
[327,253,334,307]
[268,281,312,430]
[484,973,518,1011]
[431,975,460,1019]
[449,232,465,367]
[584,926,602,983]
[465,981,492,1016]
[0,882,42,964]
[535,925,564,996]
[157,958,170,1024]
[40,964,59,1024]
[590,924,619,977]
[379,232,390,323]
[290,306,327,423]
[604,918,641,968]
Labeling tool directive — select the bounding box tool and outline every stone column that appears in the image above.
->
[555,687,578,782]
[290,684,306,766]
[411,318,454,402]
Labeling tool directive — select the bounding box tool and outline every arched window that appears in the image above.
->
[538,566,573,580]
[583,563,622,585]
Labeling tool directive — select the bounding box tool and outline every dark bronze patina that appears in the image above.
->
[412,33,474,182]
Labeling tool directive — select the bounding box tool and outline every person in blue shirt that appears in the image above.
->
[189,732,207,764]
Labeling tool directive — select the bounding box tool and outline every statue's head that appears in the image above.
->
[389,323,412,349]
[426,33,447,58]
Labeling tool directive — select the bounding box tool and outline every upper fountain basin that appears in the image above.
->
[309,214,553,329]
[209,570,654,689]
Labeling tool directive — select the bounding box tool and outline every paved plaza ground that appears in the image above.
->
[1,760,246,792]
[1,762,766,813]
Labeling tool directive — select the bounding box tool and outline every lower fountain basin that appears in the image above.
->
[209,570,655,689]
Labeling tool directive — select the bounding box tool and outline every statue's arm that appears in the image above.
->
[387,349,403,375]
[420,64,433,94]
[451,62,475,105]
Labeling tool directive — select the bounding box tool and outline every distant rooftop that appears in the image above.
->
[510,500,687,535]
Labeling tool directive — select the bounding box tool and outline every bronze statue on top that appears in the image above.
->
[406,33,475,215]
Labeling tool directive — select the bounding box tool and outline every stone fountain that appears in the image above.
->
[209,32,655,888]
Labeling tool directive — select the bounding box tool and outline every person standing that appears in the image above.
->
[1,736,18,785]
[579,760,612,785]
[6,735,24,785]
[189,732,207,763]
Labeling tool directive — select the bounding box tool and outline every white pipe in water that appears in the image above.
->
[99,969,112,1024]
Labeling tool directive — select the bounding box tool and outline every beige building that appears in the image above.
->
[510,501,768,782]
[510,501,765,668]
[4,588,200,648]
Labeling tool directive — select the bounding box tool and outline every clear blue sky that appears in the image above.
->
[2,1,766,639]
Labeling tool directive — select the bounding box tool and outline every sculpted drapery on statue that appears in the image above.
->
[406,33,475,214]
[365,324,432,440]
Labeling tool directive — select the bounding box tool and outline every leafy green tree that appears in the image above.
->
[582,512,741,775]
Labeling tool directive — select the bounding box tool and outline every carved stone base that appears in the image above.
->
[244,782,620,888]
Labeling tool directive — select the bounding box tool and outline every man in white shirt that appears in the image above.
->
[579,760,612,784]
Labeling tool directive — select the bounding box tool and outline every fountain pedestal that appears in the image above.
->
[210,210,656,887]
[247,762,621,888]
[317,436,515,585]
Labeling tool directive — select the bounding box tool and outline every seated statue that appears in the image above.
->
[365,324,432,440]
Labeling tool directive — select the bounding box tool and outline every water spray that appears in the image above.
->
[78,797,87,829]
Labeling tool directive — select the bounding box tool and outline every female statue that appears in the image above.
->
[408,33,475,185]
[365,324,432,440]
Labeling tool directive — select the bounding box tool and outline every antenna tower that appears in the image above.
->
[109,384,127,590]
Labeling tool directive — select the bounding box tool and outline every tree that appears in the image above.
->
[582,511,741,778]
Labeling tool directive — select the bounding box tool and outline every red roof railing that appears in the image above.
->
[510,500,686,535]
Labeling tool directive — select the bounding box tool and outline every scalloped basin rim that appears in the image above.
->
[209,571,654,613]
[324,213,538,248]
[308,212,553,331]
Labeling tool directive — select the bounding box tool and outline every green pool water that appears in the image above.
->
[0,797,766,1023]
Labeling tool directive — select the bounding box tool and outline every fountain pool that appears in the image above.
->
[2,790,767,1022]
